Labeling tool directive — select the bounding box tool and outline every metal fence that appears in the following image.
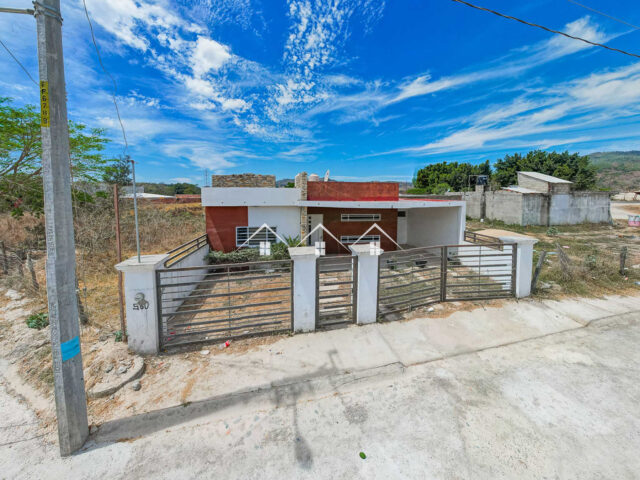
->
[444,243,516,301]
[464,230,504,250]
[377,246,442,319]
[156,259,293,348]
[377,242,516,319]
[316,255,357,328]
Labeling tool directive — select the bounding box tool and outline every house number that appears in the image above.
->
[133,292,150,310]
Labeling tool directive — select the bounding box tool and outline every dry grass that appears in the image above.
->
[467,218,640,298]
[0,200,206,398]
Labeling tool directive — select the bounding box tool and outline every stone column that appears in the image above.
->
[115,254,168,354]
[350,244,382,325]
[295,172,308,241]
[496,235,538,298]
[288,246,317,332]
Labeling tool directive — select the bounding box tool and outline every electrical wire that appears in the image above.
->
[80,0,128,154]
[566,0,640,32]
[450,0,640,60]
[0,37,38,86]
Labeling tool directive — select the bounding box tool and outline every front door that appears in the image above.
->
[307,214,323,245]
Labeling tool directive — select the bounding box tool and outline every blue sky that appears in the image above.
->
[1,0,640,184]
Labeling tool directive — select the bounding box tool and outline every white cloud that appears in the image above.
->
[369,61,640,157]
[190,36,231,77]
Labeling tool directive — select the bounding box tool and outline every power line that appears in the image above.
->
[566,0,640,32]
[0,37,37,86]
[450,0,640,60]
[80,0,128,153]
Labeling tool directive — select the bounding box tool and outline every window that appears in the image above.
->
[236,226,277,247]
[397,211,406,217]
[340,235,381,244]
[341,213,381,222]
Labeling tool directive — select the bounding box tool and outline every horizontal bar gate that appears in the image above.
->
[316,255,357,328]
[378,243,516,319]
[156,259,293,348]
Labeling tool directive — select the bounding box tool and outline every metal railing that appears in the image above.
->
[164,234,209,268]
[464,230,504,251]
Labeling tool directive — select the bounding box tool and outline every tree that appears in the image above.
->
[413,160,491,193]
[0,97,112,215]
[493,150,596,190]
[102,155,132,185]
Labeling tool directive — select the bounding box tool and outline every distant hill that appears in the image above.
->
[588,151,640,191]
[276,178,295,187]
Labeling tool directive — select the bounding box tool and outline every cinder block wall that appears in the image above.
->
[211,174,276,188]
[485,191,524,225]
[549,192,611,224]
[460,192,484,218]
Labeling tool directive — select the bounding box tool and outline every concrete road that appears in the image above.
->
[2,309,640,478]
[611,201,640,220]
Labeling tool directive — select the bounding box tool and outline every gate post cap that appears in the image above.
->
[288,246,316,258]
[115,254,169,272]
[349,244,384,256]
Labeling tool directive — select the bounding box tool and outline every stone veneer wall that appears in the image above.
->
[211,174,276,188]
[295,172,308,240]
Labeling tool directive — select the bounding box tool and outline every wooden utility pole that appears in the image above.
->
[35,0,88,456]
[114,184,126,340]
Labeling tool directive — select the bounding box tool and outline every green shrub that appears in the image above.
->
[26,312,49,330]
[546,226,559,236]
[206,243,292,264]
[114,330,123,342]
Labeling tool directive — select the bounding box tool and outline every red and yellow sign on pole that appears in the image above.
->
[40,80,50,127]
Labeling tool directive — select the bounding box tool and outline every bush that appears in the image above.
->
[206,243,292,264]
[114,330,123,342]
[546,226,559,236]
[26,312,48,330]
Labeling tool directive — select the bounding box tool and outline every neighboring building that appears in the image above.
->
[202,173,466,254]
[457,171,610,226]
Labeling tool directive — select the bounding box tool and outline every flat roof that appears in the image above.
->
[518,171,572,184]
[300,200,465,209]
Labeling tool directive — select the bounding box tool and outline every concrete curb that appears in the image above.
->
[88,357,145,399]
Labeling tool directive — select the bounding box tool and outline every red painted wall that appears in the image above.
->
[205,206,248,252]
[308,207,397,254]
[307,182,398,201]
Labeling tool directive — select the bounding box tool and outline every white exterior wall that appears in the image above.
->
[406,206,465,247]
[157,244,210,317]
[202,187,301,206]
[247,206,301,241]
[397,213,408,244]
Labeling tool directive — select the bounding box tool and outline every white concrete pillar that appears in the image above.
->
[497,235,538,298]
[288,247,317,332]
[115,254,168,354]
[350,244,382,325]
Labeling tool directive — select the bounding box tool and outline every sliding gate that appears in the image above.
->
[156,259,293,348]
[377,242,516,320]
[316,255,357,328]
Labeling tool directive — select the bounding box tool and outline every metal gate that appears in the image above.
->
[316,255,357,328]
[156,259,293,348]
[377,242,516,320]
[444,243,516,301]
[377,246,443,319]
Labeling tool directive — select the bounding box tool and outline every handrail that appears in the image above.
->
[464,230,504,251]
[164,234,209,268]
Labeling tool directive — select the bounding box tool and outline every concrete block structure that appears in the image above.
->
[202,172,467,254]
[459,171,610,226]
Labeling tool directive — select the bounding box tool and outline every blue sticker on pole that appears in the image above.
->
[60,336,80,362]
